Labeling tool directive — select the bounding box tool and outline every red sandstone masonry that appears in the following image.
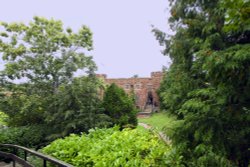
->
[96,72,163,111]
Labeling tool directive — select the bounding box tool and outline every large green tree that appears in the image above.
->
[0,16,95,92]
[154,0,250,166]
[0,17,108,144]
[0,16,96,125]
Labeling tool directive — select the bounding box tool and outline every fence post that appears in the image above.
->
[12,147,17,167]
[12,147,17,155]
[24,150,27,161]
[43,159,47,167]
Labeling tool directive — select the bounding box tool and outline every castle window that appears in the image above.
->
[130,84,134,89]
[124,84,130,89]
[135,84,141,89]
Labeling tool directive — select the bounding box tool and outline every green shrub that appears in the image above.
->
[0,125,50,148]
[103,83,138,128]
[42,127,170,167]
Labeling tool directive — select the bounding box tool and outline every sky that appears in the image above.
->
[0,0,171,78]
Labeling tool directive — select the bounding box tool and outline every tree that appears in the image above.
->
[0,17,108,143]
[102,83,138,128]
[154,0,250,166]
[0,16,96,93]
[47,76,112,138]
[0,16,96,121]
[132,74,139,78]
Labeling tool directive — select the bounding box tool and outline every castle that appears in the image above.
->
[97,72,163,113]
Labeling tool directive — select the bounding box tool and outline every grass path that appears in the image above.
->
[138,112,177,132]
[137,112,178,144]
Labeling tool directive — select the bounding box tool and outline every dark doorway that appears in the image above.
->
[146,91,153,105]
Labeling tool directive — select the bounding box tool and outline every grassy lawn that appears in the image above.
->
[138,111,179,133]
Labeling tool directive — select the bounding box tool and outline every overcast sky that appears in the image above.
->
[0,0,171,78]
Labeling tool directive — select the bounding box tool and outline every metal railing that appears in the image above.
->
[0,144,74,167]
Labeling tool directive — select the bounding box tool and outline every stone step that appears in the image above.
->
[144,105,153,113]
[137,111,152,118]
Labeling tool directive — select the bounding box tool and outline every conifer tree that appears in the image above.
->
[154,0,250,166]
[102,83,138,128]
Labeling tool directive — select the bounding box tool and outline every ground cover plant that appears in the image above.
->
[42,127,170,167]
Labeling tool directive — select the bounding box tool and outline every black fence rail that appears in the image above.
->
[0,144,74,167]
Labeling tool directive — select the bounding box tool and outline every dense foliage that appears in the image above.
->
[47,76,112,138]
[42,127,169,167]
[0,17,112,145]
[154,0,250,166]
[0,17,140,150]
[0,16,95,86]
[102,83,138,128]
[0,125,49,148]
[0,85,47,126]
[0,111,8,127]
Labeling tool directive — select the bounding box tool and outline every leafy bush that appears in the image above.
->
[0,125,50,148]
[42,127,170,167]
[0,92,46,126]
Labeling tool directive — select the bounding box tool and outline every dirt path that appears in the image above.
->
[138,123,152,129]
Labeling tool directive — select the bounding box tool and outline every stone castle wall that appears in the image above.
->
[97,72,163,111]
